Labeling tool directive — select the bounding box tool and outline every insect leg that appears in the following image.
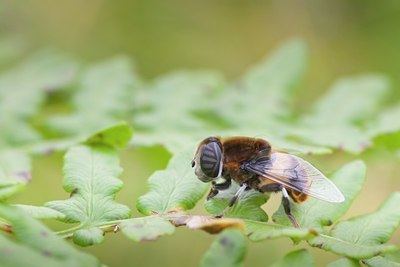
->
[216,183,247,218]
[281,187,300,228]
[213,179,231,190]
[207,187,219,200]
[259,183,282,193]
[207,180,232,200]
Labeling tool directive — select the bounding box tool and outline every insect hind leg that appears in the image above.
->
[259,183,282,193]
[281,187,300,228]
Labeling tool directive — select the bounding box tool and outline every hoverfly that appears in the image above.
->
[191,136,344,227]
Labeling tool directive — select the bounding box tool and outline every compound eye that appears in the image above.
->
[200,142,222,178]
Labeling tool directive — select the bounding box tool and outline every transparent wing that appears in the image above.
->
[244,152,345,203]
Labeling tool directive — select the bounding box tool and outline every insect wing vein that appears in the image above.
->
[246,153,345,203]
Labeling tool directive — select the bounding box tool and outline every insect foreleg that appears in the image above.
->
[215,183,247,218]
[281,187,300,228]
[213,179,231,190]
[207,179,232,200]
[206,187,219,200]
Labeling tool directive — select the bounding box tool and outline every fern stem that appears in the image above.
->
[0,221,12,234]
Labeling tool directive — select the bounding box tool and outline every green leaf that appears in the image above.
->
[0,50,78,147]
[73,228,104,247]
[385,250,400,262]
[131,71,225,152]
[364,256,400,267]
[242,39,307,92]
[0,235,65,267]
[0,50,78,119]
[131,131,198,154]
[369,105,400,151]
[28,121,133,155]
[45,144,131,246]
[136,146,208,215]
[270,137,332,156]
[373,132,400,152]
[129,40,325,158]
[327,258,360,267]
[244,220,317,242]
[205,182,269,221]
[215,39,307,130]
[310,235,395,260]
[14,205,66,220]
[0,150,31,200]
[0,121,40,148]
[200,229,246,267]
[309,192,400,259]
[121,216,175,242]
[294,75,390,153]
[302,75,389,126]
[273,160,366,229]
[48,56,139,136]
[271,249,315,267]
[28,137,82,156]
[330,192,400,245]
[363,250,400,266]
[0,204,100,266]
[369,105,400,136]
[295,127,370,154]
[85,121,133,149]
[133,71,225,132]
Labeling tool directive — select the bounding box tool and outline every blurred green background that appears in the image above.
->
[1,1,400,266]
